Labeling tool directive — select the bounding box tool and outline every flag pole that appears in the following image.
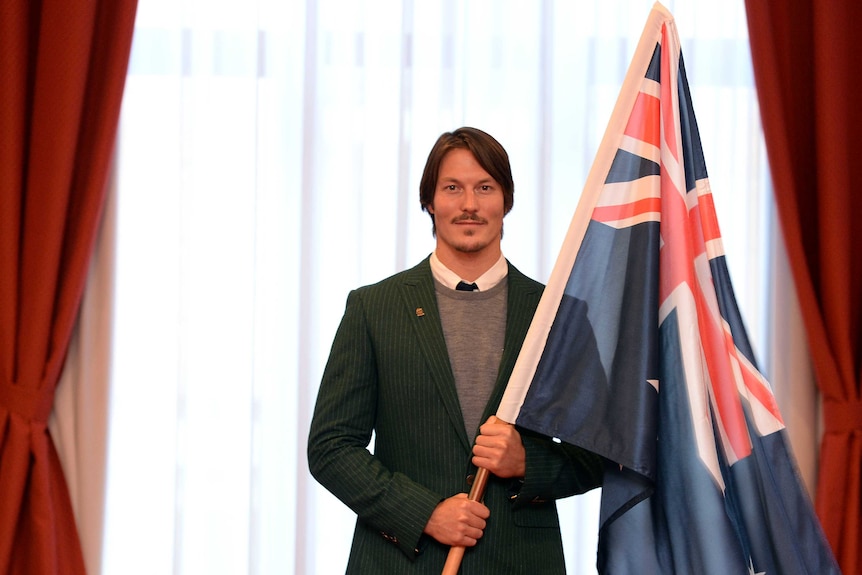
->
[442,415,513,574]
[441,467,490,575]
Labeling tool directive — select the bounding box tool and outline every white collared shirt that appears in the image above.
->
[429,251,508,291]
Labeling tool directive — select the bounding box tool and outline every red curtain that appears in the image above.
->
[0,0,137,573]
[745,1,862,573]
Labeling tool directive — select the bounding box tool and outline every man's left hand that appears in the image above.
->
[472,416,526,478]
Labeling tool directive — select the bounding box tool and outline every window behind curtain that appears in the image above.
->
[104,1,766,573]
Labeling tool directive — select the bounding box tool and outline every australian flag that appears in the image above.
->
[496,3,841,573]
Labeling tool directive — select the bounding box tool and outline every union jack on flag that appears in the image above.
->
[496,3,840,573]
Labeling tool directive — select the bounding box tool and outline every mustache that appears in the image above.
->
[452,214,487,224]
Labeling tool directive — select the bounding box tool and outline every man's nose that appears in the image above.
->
[461,189,478,211]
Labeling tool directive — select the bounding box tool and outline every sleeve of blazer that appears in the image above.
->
[307,288,441,559]
[513,428,605,506]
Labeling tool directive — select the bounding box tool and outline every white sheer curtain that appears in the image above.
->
[52,1,814,573]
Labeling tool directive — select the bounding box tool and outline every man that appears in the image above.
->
[307,127,604,574]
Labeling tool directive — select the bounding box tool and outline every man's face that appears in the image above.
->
[428,148,505,259]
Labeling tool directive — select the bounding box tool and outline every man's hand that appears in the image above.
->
[423,493,490,547]
[472,416,526,478]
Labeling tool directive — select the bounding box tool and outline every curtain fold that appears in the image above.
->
[49,162,118,575]
[744,1,862,573]
[0,0,137,572]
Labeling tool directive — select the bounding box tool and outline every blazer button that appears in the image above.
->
[466,474,475,486]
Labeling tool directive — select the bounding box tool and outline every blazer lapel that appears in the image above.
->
[483,262,543,424]
[399,258,471,450]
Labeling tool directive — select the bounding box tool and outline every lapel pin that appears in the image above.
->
[415,307,425,317]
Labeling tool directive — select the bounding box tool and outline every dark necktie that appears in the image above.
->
[456,281,478,291]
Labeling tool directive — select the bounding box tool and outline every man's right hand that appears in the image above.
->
[423,493,490,547]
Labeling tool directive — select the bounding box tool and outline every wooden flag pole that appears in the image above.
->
[441,466,490,575]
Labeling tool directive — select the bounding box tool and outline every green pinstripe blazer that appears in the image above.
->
[308,257,603,574]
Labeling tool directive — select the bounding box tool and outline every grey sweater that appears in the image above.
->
[435,277,507,444]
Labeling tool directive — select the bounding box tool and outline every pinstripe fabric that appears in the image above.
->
[308,256,604,574]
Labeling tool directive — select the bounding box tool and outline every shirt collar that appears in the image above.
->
[429,251,508,291]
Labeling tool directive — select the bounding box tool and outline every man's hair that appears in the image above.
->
[419,127,514,235]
